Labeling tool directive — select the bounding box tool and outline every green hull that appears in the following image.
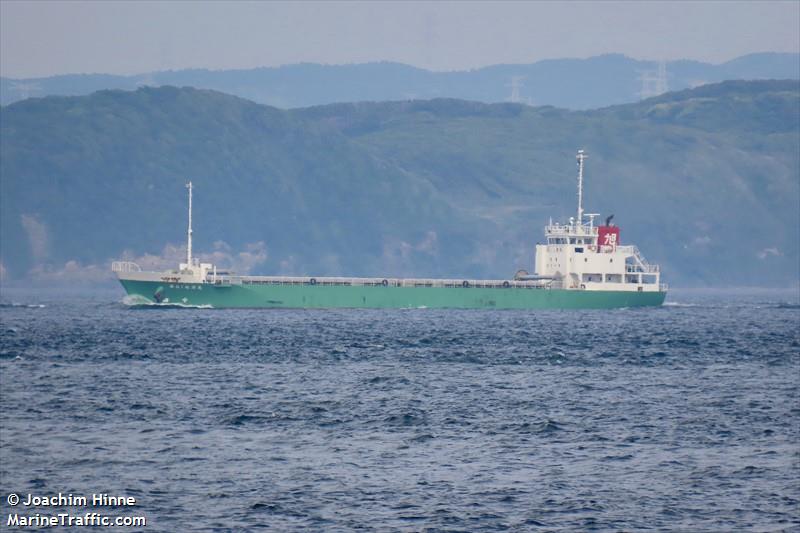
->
[119,279,666,309]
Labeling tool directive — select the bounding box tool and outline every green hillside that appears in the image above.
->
[1,81,798,286]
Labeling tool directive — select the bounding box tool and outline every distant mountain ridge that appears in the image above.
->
[1,80,798,287]
[2,52,798,110]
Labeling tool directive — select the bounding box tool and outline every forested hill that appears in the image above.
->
[1,80,798,286]
[2,52,798,109]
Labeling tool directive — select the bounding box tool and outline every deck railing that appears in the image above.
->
[111,261,141,273]
[223,275,554,289]
[626,264,660,273]
[619,245,660,273]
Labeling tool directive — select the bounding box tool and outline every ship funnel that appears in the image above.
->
[605,214,614,226]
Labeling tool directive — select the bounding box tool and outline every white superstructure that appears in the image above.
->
[532,150,665,292]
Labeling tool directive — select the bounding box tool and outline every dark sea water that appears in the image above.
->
[1,287,798,532]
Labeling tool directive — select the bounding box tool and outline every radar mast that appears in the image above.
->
[576,150,587,227]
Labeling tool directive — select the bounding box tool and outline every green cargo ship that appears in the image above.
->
[113,150,667,309]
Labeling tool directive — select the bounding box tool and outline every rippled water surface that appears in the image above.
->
[1,288,799,531]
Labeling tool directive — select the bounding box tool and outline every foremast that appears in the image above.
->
[177,181,215,282]
[186,181,193,268]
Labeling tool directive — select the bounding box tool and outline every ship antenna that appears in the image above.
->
[186,181,193,267]
[576,149,587,226]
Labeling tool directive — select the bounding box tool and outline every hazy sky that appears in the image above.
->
[1,0,798,78]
